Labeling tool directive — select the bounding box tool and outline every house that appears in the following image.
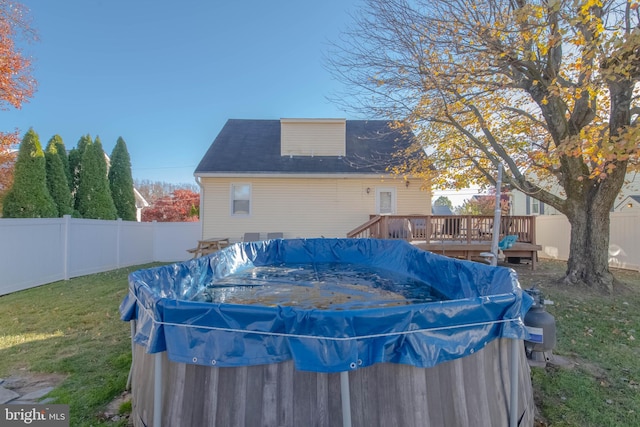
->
[133,188,149,222]
[616,195,640,212]
[431,205,453,215]
[510,187,561,216]
[509,171,640,215]
[194,118,430,242]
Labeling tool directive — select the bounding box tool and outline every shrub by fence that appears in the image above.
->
[0,216,200,296]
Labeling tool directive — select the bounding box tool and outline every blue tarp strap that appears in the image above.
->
[130,292,523,342]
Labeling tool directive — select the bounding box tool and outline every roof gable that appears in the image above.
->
[615,194,640,210]
[194,119,417,175]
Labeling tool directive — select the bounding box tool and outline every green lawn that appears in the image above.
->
[0,264,162,427]
[511,261,640,427]
[0,260,638,426]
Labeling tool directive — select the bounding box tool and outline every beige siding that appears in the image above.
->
[201,177,430,242]
[280,119,346,157]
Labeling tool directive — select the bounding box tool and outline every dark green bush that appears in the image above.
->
[2,129,58,218]
[108,137,137,221]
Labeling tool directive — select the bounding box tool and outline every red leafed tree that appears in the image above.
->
[1,0,37,194]
[0,131,18,193]
[141,189,200,222]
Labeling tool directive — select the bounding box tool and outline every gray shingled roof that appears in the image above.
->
[431,205,454,215]
[194,119,417,175]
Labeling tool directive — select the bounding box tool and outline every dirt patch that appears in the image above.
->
[97,390,132,425]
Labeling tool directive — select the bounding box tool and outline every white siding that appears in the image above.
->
[511,192,560,216]
[280,118,346,157]
[201,177,430,242]
[512,171,640,215]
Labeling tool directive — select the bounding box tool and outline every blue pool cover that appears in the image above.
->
[120,238,533,373]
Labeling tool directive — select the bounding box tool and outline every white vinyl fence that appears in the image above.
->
[3,212,637,296]
[0,216,201,296]
[536,210,640,272]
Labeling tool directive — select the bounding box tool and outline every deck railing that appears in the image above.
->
[347,215,537,245]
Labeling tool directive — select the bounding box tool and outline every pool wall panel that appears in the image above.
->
[131,338,534,427]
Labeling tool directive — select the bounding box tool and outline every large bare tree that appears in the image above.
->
[327,0,640,292]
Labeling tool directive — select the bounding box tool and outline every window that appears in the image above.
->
[231,184,251,215]
[531,198,539,214]
[526,195,545,215]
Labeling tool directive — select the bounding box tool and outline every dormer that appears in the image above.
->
[280,118,346,157]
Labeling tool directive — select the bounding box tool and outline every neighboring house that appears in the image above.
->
[510,190,560,216]
[616,195,640,212]
[510,171,639,215]
[133,188,150,222]
[613,173,640,211]
[431,205,453,215]
[194,118,431,241]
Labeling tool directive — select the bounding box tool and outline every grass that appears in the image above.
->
[0,259,638,426]
[510,260,640,427]
[0,264,162,427]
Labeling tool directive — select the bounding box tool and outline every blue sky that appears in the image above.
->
[3,0,360,184]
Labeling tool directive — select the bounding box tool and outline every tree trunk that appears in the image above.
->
[563,161,628,294]
[565,200,614,293]
[562,70,633,294]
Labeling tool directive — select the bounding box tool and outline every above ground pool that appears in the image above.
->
[121,238,535,427]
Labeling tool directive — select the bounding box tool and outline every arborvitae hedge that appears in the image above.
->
[45,138,74,217]
[108,137,137,221]
[2,129,58,218]
[49,135,72,190]
[75,136,117,220]
[69,134,91,208]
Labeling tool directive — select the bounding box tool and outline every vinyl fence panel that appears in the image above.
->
[0,217,201,296]
[536,211,640,271]
[153,221,201,262]
[608,211,640,271]
[0,218,66,295]
[119,220,154,268]
[68,218,120,278]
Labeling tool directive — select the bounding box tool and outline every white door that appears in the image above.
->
[376,188,396,215]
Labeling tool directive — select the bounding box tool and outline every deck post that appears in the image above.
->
[531,216,538,269]
[340,371,353,427]
[380,216,389,239]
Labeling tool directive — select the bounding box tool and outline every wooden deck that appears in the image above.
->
[347,215,541,269]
